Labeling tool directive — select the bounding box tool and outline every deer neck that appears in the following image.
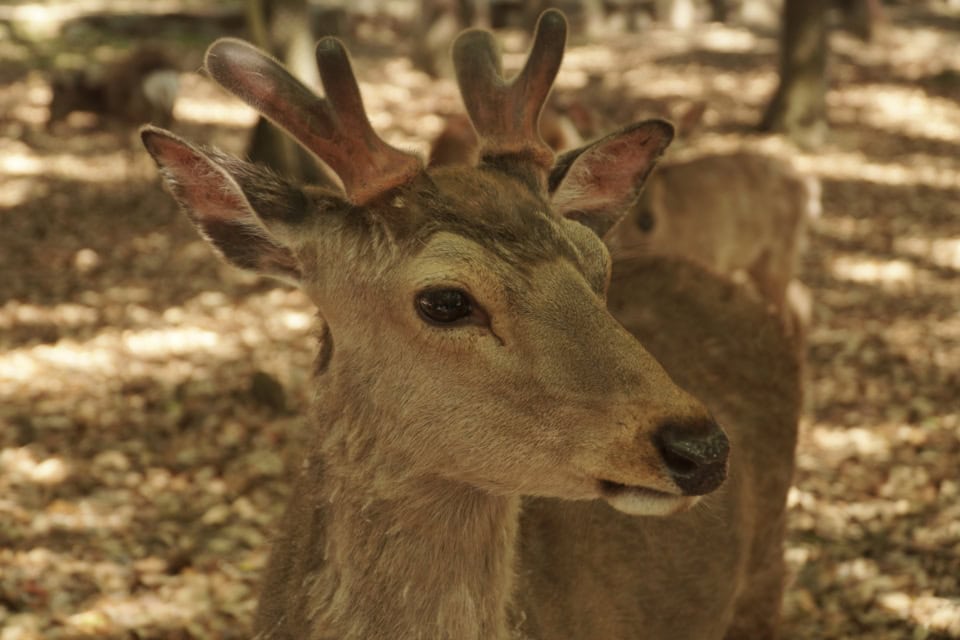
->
[319,472,520,638]
[303,366,522,639]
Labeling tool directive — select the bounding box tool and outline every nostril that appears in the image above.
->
[653,418,730,496]
[655,420,729,469]
[658,444,699,476]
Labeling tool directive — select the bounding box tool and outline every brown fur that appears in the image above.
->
[428,109,583,169]
[141,11,798,639]
[606,152,819,334]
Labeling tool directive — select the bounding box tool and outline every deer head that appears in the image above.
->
[141,10,728,516]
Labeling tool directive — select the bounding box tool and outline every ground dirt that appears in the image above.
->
[1,2,958,638]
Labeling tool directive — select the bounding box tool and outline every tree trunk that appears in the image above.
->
[410,0,467,78]
[654,0,698,29]
[245,0,336,186]
[759,0,829,149]
[836,0,885,41]
[708,0,728,23]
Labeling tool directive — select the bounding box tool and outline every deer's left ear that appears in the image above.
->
[549,120,673,238]
[142,126,346,285]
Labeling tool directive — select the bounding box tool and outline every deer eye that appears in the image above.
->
[635,208,656,233]
[416,288,474,325]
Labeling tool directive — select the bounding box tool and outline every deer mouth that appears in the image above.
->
[597,479,696,516]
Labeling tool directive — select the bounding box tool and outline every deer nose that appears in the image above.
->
[653,418,729,496]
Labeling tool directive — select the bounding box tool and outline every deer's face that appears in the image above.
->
[277,168,721,515]
[141,11,729,517]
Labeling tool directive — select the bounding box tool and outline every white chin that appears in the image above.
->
[602,488,698,517]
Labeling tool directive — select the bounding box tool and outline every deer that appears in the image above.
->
[140,10,800,639]
[48,46,180,129]
[604,151,820,337]
[428,108,583,168]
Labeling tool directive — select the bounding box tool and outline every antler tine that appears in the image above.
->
[205,38,421,204]
[452,9,567,182]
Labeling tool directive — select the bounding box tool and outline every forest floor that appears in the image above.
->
[1,2,958,639]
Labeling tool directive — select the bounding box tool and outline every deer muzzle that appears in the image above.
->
[593,413,729,517]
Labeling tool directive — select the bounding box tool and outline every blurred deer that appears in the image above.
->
[604,151,819,335]
[429,107,583,168]
[48,47,179,128]
[142,11,798,639]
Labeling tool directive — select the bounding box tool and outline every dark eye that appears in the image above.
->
[416,288,474,325]
[635,208,656,233]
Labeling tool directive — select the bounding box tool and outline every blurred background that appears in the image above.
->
[0,0,958,638]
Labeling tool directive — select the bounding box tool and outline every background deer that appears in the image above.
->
[141,11,799,639]
[428,108,583,168]
[604,151,820,336]
[48,46,180,129]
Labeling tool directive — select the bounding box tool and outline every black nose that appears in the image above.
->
[653,418,729,496]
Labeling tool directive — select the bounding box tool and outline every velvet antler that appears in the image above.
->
[452,9,567,189]
[205,38,422,204]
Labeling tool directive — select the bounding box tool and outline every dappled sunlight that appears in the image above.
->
[56,554,262,635]
[815,223,960,285]
[33,497,136,535]
[789,546,960,635]
[0,343,110,382]
[173,92,258,129]
[807,425,891,462]
[0,287,314,401]
[788,418,960,634]
[168,71,259,129]
[896,236,960,271]
[0,544,263,637]
[835,20,960,80]
[0,139,150,183]
[832,84,960,144]
[2,2,958,638]
[0,1,188,26]
[0,144,43,176]
[795,150,960,190]
[882,321,960,393]
[0,77,51,127]
[879,593,960,637]
[355,57,459,154]
[789,486,914,536]
[560,45,616,79]
[2,489,135,536]
[66,592,210,636]
[785,483,960,637]
[830,255,916,288]
[813,214,869,243]
[14,339,118,373]
[621,65,775,105]
[122,327,224,359]
[801,418,960,468]
[0,177,36,209]
[692,26,770,54]
[0,448,70,486]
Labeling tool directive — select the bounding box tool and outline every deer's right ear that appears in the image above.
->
[549,120,673,238]
[141,126,341,285]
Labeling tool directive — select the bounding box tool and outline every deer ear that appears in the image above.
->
[141,126,324,284]
[549,120,673,238]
